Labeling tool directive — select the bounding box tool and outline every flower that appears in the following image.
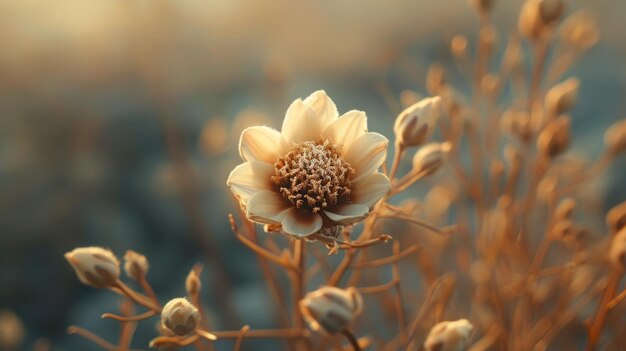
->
[424,319,474,351]
[299,286,363,334]
[64,247,120,288]
[161,298,201,336]
[227,90,391,239]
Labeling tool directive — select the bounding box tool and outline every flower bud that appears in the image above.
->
[0,310,25,350]
[538,0,564,25]
[161,298,201,336]
[413,142,452,176]
[424,319,473,351]
[604,119,626,154]
[519,0,543,40]
[610,228,626,270]
[426,64,446,94]
[607,201,626,235]
[123,250,148,280]
[451,35,468,58]
[537,116,570,158]
[299,286,362,334]
[560,11,599,50]
[554,197,576,220]
[186,268,202,296]
[65,247,120,288]
[545,78,579,116]
[469,0,495,15]
[394,97,442,147]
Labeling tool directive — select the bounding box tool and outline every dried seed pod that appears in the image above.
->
[560,11,599,50]
[537,115,570,158]
[451,35,468,57]
[161,298,201,336]
[394,97,442,147]
[604,119,626,154]
[299,286,363,334]
[412,142,452,176]
[609,228,626,270]
[427,63,446,95]
[123,250,149,280]
[186,269,202,296]
[65,247,120,288]
[424,319,474,351]
[545,78,580,116]
[607,201,626,235]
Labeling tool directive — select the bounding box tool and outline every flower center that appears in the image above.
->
[271,139,354,213]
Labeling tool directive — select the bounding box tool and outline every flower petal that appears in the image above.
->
[324,204,370,225]
[281,208,322,238]
[281,99,324,144]
[226,161,274,204]
[344,132,389,182]
[351,172,391,208]
[246,190,291,225]
[323,110,367,153]
[303,90,339,129]
[239,126,285,164]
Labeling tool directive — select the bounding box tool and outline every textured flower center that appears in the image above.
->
[272,139,354,213]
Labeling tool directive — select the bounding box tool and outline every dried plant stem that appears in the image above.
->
[357,278,399,294]
[67,326,116,351]
[101,310,156,322]
[212,328,308,339]
[528,34,550,107]
[342,329,362,351]
[377,214,449,235]
[586,269,622,350]
[113,280,161,312]
[138,275,161,310]
[392,241,408,349]
[233,325,250,351]
[291,239,309,351]
[388,142,404,180]
[352,245,419,269]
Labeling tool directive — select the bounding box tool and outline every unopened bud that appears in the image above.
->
[123,250,148,280]
[560,11,599,50]
[519,0,543,40]
[604,119,626,154]
[413,142,452,176]
[469,0,495,14]
[538,0,564,25]
[299,286,362,334]
[607,201,626,235]
[394,97,442,147]
[0,310,25,350]
[65,247,120,288]
[161,298,201,336]
[424,319,474,351]
[555,197,576,220]
[538,116,570,158]
[451,35,468,57]
[545,78,579,116]
[427,64,446,94]
[610,228,626,270]
[186,269,202,296]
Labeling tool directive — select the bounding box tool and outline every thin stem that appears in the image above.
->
[392,242,408,349]
[586,268,622,350]
[233,326,250,351]
[67,326,116,351]
[342,329,362,351]
[388,141,404,180]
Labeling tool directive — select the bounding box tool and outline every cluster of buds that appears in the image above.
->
[424,319,474,351]
[393,96,442,148]
[299,286,363,334]
[65,247,120,288]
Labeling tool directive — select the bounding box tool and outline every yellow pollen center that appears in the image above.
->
[271,139,354,213]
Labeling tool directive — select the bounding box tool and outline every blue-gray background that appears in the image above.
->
[1,0,624,349]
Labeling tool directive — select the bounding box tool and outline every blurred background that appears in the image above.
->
[1,0,625,349]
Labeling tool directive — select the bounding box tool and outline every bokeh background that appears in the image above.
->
[1,0,625,349]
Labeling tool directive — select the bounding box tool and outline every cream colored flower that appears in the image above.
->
[227,90,390,239]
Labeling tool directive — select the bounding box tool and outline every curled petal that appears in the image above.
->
[281,99,324,144]
[303,90,339,129]
[246,190,291,225]
[323,110,368,153]
[239,126,285,163]
[324,204,370,225]
[352,172,391,208]
[281,208,323,238]
[226,161,274,204]
[344,133,389,182]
